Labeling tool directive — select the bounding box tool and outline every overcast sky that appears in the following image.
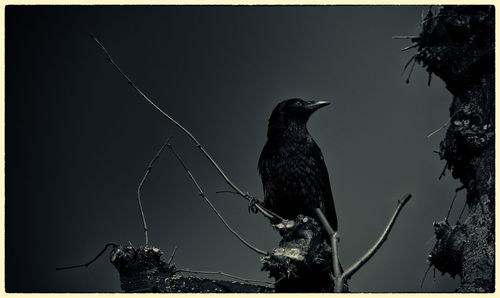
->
[6,5,465,292]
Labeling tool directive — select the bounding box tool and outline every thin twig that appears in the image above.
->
[215,190,240,195]
[274,276,286,285]
[420,265,432,288]
[392,35,419,39]
[402,55,416,75]
[406,58,417,84]
[457,200,468,224]
[89,34,280,222]
[166,142,268,256]
[342,194,412,281]
[426,120,451,138]
[439,161,449,180]
[137,137,171,246]
[175,268,274,285]
[167,246,178,265]
[401,43,418,51]
[56,243,118,270]
[426,109,463,138]
[445,185,466,222]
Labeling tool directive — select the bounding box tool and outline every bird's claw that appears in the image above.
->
[248,197,260,214]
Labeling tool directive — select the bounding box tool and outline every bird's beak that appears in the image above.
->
[307,101,331,111]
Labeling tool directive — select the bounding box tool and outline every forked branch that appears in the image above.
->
[137,137,171,246]
[166,142,268,256]
[343,193,411,279]
[90,34,281,222]
[317,193,412,292]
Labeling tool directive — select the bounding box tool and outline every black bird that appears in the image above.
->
[258,98,338,231]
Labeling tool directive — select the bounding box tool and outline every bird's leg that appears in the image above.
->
[247,194,261,214]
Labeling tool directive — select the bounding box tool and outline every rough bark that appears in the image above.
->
[261,215,339,292]
[107,216,342,293]
[109,245,272,293]
[413,5,494,292]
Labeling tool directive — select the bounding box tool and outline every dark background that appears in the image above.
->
[6,5,465,292]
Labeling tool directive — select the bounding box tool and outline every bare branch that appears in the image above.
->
[457,198,469,224]
[439,161,449,180]
[317,194,412,292]
[315,208,335,237]
[175,268,274,285]
[137,137,170,246]
[392,35,419,39]
[56,243,118,270]
[89,34,280,222]
[402,55,416,75]
[426,120,451,138]
[426,109,463,138]
[167,245,178,265]
[401,43,418,51]
[166,142,268,256]
[420,265,432,288]
[342,193,412,280]
[315,208,343,292]
[445,185,466,222]
[215,190,240,195]
[405,58,418,84]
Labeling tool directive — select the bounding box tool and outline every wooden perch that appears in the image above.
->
[110,245,272,293]
[316,193,412,292]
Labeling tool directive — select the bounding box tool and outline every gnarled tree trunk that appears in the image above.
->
[414,5,494,292]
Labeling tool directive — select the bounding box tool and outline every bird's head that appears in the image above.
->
[267,98,330,136]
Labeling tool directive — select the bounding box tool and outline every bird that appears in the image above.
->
[258,98,338,231]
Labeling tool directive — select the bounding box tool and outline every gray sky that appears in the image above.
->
[6,5,464,292]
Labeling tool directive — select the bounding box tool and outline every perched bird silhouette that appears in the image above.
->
[258,98,338,231]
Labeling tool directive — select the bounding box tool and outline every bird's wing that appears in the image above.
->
[258,141,277,211]
[310,140,338,231]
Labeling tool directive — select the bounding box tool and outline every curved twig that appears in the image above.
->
[137,137,171,246]
[167,142,268,256]
[445,185,466,222]
[56,243,118,271]
[89,34,281,222]
[167,246,178,265]
[342,194,412,280]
